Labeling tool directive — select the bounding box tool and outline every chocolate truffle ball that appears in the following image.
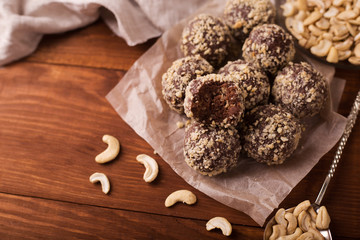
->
[162,55,214,114]
[184,74,245,128]
[242,24,295,76]
[223,0,275,42]
[184,121,241,176]
[218,59,270,110]
[180,14,232,67]
[241,104,302,165]
[272,62,328,119]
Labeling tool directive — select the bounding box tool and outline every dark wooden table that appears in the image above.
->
[0,20,359,239]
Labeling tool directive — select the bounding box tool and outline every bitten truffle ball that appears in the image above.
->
[184,74,245,128]
[223,0,275,42]
[184,121,241,176]
[180,14,232,67]
[241,104,302,165]
[272,62,328,119]
[242,24,295,76]
[162,55,214,114]
[218,59,270,110]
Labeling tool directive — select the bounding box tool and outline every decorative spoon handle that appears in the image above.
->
[314,90,360,206]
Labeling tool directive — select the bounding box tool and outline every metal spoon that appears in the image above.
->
[264,89,360,240]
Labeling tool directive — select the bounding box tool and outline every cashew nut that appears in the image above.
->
[89,172,110,194]
[277,227,303,240]
[297,232,314,240]
[307,0,325,12]
[334,37,354,51]
[315,18,330,30]
[95,135,120,164]
[349,16,360,25]
[307,206,318,222]
[346,22,357,36]
[324,6,339,18]
[295,10,307,21]
[349,56,360,65]
[333,33,350,41]
[326,47,339,63]
[165,190,197,207]
[297,0,307,11]
[333,0,346,7]
[303,10,323,26]
[206,217,232,236]
[308,227,325,240]
[136,154,159,183]
[275,208,288,227]
[308,24,325,36]
[298,210,312,232]
[293,200,311,218]
[304,35,318,48]
[316,206,331,230]
[282,2,297,17]
[310,39,332,57]
[337,10,358,20]
[285,212,297,234]
[354,43,360,57]
[331,23,349,37]
[338,50,352,60]
[269,224,286,240]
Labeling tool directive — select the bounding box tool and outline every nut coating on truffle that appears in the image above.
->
[241,104,301,165]
[219,59,270,110]
[272,62,328,119]
[184,74,245,128]
[223,0,275,42]
[242,24,295,76]
[162,55,214,113]
[184,121,241,176]
[180,14,232,67]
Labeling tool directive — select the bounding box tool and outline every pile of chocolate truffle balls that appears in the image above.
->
[161,0,328,176]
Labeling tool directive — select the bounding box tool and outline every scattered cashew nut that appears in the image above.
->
[136,154,159,183]
[316,206,331,230]
[95,135,120,164]
[89,172,110,194]
[165,190,197,207]
[206,217,232,236]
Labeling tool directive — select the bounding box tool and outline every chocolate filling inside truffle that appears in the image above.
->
[192,81,240,123]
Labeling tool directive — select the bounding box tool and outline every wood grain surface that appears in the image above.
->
[1,20,359,239]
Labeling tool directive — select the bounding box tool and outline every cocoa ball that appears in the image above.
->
[241,104,302,165]
[162,55,214,114]
[184,121,241,176]
[242,24,295,76]
[181,14,232,67]
[218,59,270,110]
[223,0,275,42]
[272,61,328,119]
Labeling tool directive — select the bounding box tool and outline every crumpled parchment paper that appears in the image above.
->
[106,0,347,226]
